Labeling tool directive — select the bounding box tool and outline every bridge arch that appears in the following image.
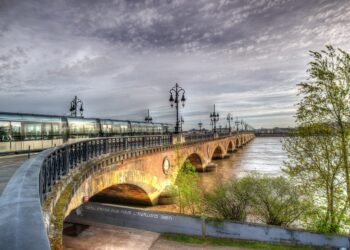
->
[211,144,225,160]
[91,183,154,206]
[235,138,240,148]
[227,141,234,153]
[66,168,163,214]
[184,152,205,170]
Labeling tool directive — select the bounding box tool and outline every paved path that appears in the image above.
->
[0,154,30,194]
[62,223,252,250]
[63,223,160,250]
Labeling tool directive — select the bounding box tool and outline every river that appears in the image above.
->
[144,136,287,212]
[199,136,287,192]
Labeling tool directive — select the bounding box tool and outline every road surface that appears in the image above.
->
[0,154,30,194]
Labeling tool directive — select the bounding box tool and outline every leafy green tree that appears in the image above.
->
[204,174,306,226]
[283,45,350,233]
[172,160,202,215]
[296,45,350,206]
[248,174,307,227]
[283,124,348,233]
[204,177,250,221]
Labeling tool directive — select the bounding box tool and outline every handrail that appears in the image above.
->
[38,135,173,203]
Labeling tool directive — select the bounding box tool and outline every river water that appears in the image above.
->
[144,136,288,212]
[198,137,286,192]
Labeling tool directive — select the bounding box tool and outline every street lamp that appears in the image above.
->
[69,96,84,117]
[145,109,153,123]
[198,122,203,132]
[227,113,233,134]
[244,122,248,131]
[169,83,186,134]
[235,117,240,133]
[210,104,219,133]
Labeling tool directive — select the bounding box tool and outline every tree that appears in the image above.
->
[172,160,202,215]
[283,45,350,233]
[204,174,306,226]
[248,174,307,227]
[296,45,350,206]
[204,177,251,221]
[283,124,348,233]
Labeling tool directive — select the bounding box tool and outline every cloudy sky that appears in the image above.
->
[1,0,350,129]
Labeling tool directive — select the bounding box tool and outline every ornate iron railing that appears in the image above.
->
[38,135,172,203]
[184,132,215,142]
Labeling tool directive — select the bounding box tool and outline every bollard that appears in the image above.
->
[28,145,31,159]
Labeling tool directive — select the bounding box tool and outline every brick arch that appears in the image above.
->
[211,144,225,160]
[183,152,205,170]
[227,140,234,153]
[91,183,155,206]
[235,137,240,148]
[65,168,164,216]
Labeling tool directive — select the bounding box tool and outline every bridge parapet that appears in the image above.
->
[0,132,255,250]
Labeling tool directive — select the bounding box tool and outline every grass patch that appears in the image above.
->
[161,233,327,250]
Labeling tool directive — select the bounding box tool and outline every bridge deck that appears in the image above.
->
[0,155,29,194]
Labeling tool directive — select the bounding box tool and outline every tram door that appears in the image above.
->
[61,117,69,143]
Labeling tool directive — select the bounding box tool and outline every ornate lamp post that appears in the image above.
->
[145,109,153,123]
[169,83,186,134]
[69,96,84,117]
[244,122,248,131]
[210,104,219,133]
[235,117,240,133]
[227,113,233,134]
[198,122,203,132]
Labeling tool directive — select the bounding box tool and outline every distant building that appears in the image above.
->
[255,127,294,137]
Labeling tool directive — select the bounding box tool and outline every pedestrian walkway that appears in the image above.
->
[63,222,252,250]
[0,154,30,194]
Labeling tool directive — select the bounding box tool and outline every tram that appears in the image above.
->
[0,112,172,154]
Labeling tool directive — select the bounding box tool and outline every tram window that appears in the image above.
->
[84,122,99,136]
[23,122,42,140]
[0,121,11,142]
[120,125,128,134]
[68,119,99,138]
[111,124,120,135]
[69,121,85,137]
[52,123,62,138]
[11,122,21,141]
[42,123,52,140]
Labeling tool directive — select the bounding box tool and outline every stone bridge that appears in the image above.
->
[65,133,254,214]
[0,132,254,250]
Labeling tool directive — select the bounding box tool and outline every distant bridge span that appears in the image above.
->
[0,132,254,250]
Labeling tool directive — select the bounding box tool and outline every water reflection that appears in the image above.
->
[199,137,286,192]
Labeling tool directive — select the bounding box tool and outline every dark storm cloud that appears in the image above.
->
[0,0,350,128]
